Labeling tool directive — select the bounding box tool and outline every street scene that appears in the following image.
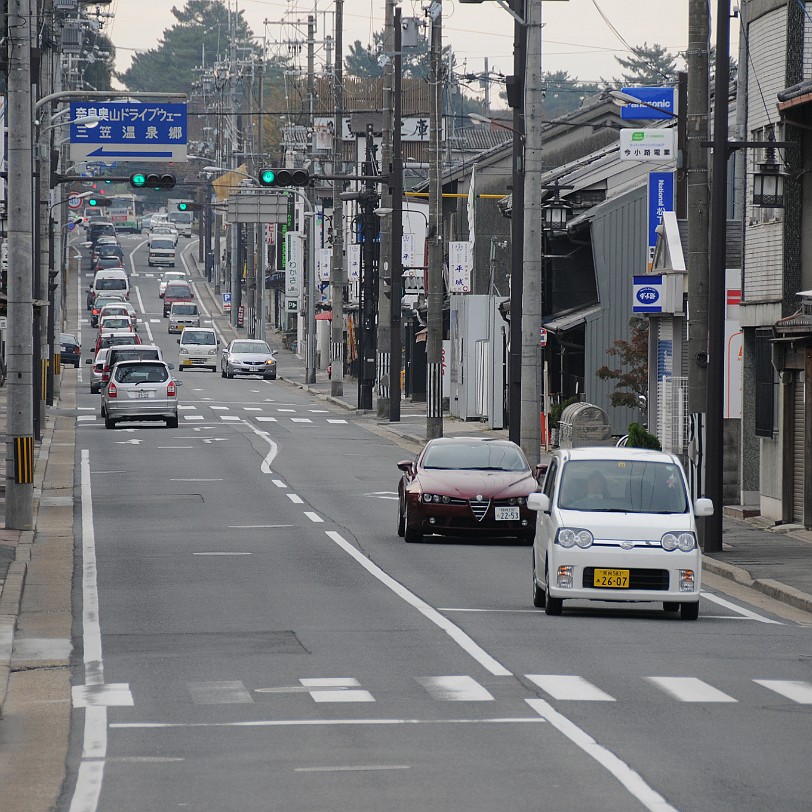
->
[1,1,812,811]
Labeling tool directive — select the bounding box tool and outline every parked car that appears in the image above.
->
[221,339,277,379]
[59,333,81,367]
[87,348,109,394]
[168,302,200,333]
[527,447,713,620]
[162,282,194,317]
[100,359,181,429]
[177,327,218,372]
[397,437,541,544]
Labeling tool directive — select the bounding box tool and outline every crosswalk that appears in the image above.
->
[160,674,812,707]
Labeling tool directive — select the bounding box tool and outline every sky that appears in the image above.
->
[103,0,735,99]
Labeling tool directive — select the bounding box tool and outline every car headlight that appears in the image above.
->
[662,532,696,552]
[266,358,275,365]
[422,493,450,504]
[556,528,593,549]
[179,347,188,355]
[207,348,217,356]
[507,497,526,505]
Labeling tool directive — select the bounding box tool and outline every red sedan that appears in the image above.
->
[397,437,543,544]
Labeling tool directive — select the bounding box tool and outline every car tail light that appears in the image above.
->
[107,382,117,398]
[167,380,176,397]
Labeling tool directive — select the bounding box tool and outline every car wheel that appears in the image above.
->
[544,560,563,615]
[263,374,276,380]
[104,416,116,430]
[663,602,680,613]
[403,503,423,543]
[210,366,217,372]
[166,415,179,429]
[680,602,699,621]
[90,384,98,394]
[397,498,406,537]
[532,552,545,608]
[226,368,234,379]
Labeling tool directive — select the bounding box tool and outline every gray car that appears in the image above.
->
[221,339,278,379]
[100,360,181,429]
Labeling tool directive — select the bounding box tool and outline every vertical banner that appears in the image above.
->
[402,233,415,268]
[647,171,674,271]
[285,231,302,298]
[348,243,361,281]
[448,241,472,293]
[318,248,332,282]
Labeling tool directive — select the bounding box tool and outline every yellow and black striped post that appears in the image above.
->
[14,436,34,484]
[53,352,61,375]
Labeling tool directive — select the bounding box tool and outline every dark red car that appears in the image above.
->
[397,437,543,544]
[162,282,194,317]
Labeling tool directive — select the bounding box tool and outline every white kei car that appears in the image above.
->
[528,447,713,620]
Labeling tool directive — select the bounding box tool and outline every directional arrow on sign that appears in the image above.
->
[115,439,143,445]
[86,146,175,158]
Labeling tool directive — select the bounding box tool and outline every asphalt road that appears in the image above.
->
[58,233,812,812]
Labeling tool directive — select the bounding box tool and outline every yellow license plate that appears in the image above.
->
[593,568,629,588]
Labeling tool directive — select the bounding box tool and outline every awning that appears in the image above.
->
[315,311,332,321]
[543,304,601,333]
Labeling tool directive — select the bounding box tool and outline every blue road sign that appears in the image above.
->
[647,171,674,269]
[69,102,187,162]
[633,275,664,313]
[619,87,677,121]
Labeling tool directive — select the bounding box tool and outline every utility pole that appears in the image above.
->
[330,0,345,398]
[6,0,35,529]
[229,10,242,328]
[358,127,379,410]
[376,0,396,418]
[305,14,317,383]
[519,0,543,463]
[426,1,444,440]
[686,0,711,519]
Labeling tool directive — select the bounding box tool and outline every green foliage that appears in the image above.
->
[117,1,262,93]
[626,422,661,451]
[612,43,678,85]
[549,396,581,429]
[596,318,649,411]
[541,71,602,120]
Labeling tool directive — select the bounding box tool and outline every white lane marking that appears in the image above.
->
[700,592,782,624]
[72,684,133,708]
[70,452,107,812]
[526,675,616,702]
[183,415,205,421]
[111,718,547,729]
[327,419,348,424]
[291,418,312,423]
[77,415,97,422]
[754,680,812,704]
[324,530,511,677]
[287,494,304,504]
[256,417,278,422]
[301,678,360,687]
[77,406,95,411]
[304,511,324,523]
[170,478,223,482]
[178,404,197,410]
[157,446,193,449]
[646,677,737,703]
[244,423,279,475]
[143,319,154,344]
[243,407,262,411]
[295,765,410,773]
[309,409,329,413]
[134,283,146,317]
[188,681,254,705]
[220,415,241,422]
[194,552,252,556]
[129,238,149,277]
[417,676,494,701]
[228,524,294,529]
[272,479,287,488]
[301,678,374,703]
[277,408,296,412]
[210,405,229,410]
[526,698,678,812]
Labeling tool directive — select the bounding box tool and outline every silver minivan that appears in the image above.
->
[148,237,176,267]
[177,327,219,372]
[168,302,200,333]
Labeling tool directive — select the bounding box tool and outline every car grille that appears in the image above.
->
[582,567,670,591]
[468,498,490,521]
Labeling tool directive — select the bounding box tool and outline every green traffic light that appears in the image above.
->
[260,169,276,185]
[177,202,188,211]
[131,173,146,187]
[88,198,98,206]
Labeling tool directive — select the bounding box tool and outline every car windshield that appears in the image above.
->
[102,335,138,348]
[114,364,168,384]
[165,285,191,297]
[557,460,689,514]
[109,349,159,365]
[422,442,529,472]
[151,240,174,250]
[101,318,129,329]
[232,341,270,354]
[182,330,216,345]
[172,304,196,315]
[96,278,126,290]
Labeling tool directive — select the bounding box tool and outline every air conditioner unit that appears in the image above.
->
[54,0,78,10]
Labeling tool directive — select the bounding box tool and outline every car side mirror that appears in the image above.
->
[177,339,180,344]
[527,493,550,513]
[694,498,714,517]
[85,358,93,364]
[397,460,415,475]
[534,463,547,481]
[167,363,174,370]
[174,379,183,386]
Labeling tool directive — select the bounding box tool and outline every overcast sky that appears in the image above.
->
[106,0,733,96]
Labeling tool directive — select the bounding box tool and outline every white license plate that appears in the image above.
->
[495,506,520,521]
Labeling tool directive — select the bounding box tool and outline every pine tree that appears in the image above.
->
[613,43,678,86]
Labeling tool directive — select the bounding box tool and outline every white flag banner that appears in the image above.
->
[448,241,472,294]
[318,248,332,281]
[402,233,415,268]
[467,166,476,257]
[285,231,303,298]
[348,243,361,281]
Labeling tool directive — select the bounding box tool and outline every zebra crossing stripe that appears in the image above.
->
[526,675,616,702]
[417,676,494,701]
[754,679,812,704]
[300,678,375,703]
[646,677,737,703]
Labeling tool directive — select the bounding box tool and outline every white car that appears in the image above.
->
[150,225,178,245]
[158,271,187,297]
[177,327,219,372]
[528,447,713,620]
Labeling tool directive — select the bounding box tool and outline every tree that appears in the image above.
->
[626,422,661,451]
[612,43,678,85]
[596,317,649,411]
[541,71,601,120]
[344,29,455,80]
[118,1,261,93]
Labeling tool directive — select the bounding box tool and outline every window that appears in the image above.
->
[754,329,776,437]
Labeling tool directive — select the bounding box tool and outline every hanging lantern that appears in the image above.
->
[542,196,573,231]
[752,145,786,208]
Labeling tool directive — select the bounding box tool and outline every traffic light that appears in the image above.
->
[129,172,176,190]
[176,202,204,211]
[258,167,310,188]
[87,197,112,208]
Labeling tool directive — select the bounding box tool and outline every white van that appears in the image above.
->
[528,447,713,620]
[90,268,130,302]
[148,237,176,267]
[177,327,219,372]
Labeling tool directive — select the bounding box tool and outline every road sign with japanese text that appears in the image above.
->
[69,101,187,163]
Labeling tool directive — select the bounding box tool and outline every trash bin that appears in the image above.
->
[558,402,612,448]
